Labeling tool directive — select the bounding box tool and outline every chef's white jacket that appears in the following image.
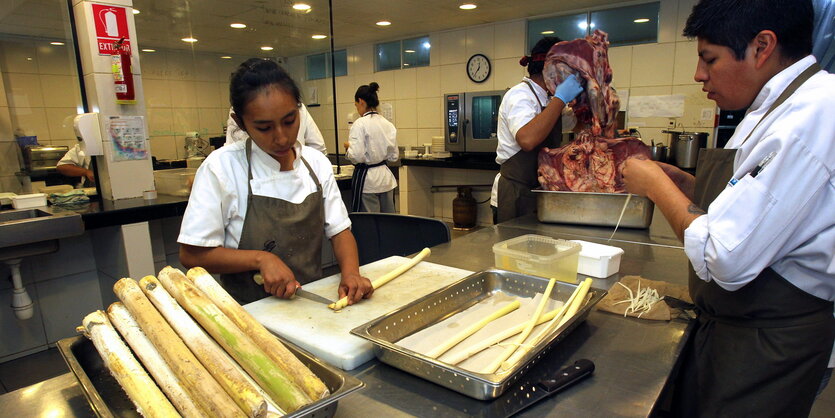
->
[225,104,327,154]
[344,112,398,194]
[178,140,350,250]
[57,143,91,188]
[496,77,549,165]
[682,56,835,366]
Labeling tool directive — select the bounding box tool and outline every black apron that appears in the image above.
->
[349,111,387,212]
[674,63,834,417]
[220,139,325,304]
[497,81,562,223]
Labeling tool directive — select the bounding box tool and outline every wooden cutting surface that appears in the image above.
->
[245,256,473,370]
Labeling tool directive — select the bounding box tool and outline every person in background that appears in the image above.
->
[56,139,94,188]
[622,0,834,415]
[179,58,373,305]
[225,101,327,154]
[495,37,582,223]
[343,82,398,213]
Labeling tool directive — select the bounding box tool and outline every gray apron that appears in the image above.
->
[497,80,562,223]
[220,139,325,304]
[674,63,834,417]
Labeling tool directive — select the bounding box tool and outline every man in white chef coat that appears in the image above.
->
[225,102,327,154]
[56,140,94,188]
[622,0,834,416]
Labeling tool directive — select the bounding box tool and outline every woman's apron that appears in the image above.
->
[349,111,386,212]
[674,63,834,417]
[496,81,562,223]
[220,139,325,304]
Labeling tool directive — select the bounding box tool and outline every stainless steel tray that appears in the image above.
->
[350,269,605,400]
[534,189,654,228]
[57,334,364,418]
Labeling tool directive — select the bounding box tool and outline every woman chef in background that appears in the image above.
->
[494,37,583,223]
[178,58,373,305]
[225,100,327,154]
[343,82,399,213]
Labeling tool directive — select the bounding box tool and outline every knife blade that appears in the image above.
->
[483,359,595,417]
[252,274,335,305]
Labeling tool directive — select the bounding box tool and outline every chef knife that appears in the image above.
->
[252,274,335,305]
[483,359,595,417]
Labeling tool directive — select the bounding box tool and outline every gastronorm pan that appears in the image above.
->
[57,334,364,418]
[534,189,654,228]
[350,269,605,400]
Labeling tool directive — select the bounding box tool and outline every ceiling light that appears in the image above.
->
[132,9,140,14]
[376,21,391,26]
[50,42,65,46]
[311,34,327,39]
[577,21,595,30]
[541,30,554,35]
[634,18,650,23]
[230,23,247,29]
[292,3,311,11]
[404,49,415,53]
[181,37,198,43]
[422,41,431,49]
[403,63,410,66]
[141,49,156,52]
[261,46,274,51]
[221,56,232,59]
[459,3,477,10]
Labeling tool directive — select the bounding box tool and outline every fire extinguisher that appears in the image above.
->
[111,38,136,104]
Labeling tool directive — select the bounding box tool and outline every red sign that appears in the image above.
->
[92,4,131,55]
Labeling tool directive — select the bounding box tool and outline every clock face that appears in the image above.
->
[467,54,491,83]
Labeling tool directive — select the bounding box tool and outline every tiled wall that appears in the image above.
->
[0,38,83,193]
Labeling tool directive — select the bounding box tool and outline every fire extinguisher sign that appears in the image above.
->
[92,4,131,55]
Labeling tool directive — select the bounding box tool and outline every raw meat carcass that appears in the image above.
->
[538,30,650,193]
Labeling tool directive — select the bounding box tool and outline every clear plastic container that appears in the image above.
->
[11,193,47,209]
[492,234,581,283]
[153,168,197,196]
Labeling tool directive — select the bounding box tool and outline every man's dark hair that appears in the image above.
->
[683,0,813,61]
[528,36,562,76]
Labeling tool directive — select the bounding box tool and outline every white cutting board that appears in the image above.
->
[244,256,473,370]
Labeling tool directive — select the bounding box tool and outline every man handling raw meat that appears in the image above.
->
[494,37,582,223]
[622,0,834,416]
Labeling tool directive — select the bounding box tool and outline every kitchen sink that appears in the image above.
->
[0,207,84,260]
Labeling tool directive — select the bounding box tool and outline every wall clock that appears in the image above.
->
[467,53,491,83]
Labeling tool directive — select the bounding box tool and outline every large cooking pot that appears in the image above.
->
[664,131,708,169]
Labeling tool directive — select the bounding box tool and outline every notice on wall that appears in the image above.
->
[628,95,685,118]
[91,3,132,55]
[106,116,147,161]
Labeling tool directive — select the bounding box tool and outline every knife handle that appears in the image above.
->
[538,359,595,393]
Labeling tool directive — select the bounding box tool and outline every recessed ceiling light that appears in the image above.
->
[230,23,247,29]
[293,3,311,11]
[181,37,198,43]
[404,63,410,66]
[260,46,274,51]
[634,18,650,23]
[376,21,391,26]
[541,30,554,35]
[221,56,232,59]
[459,4,477,10]
[50,41,65,46]
[141,49,156,52]
[404,49,415,53]
[577,21,595,30]
[26,57,32,61]
[422,41,431,49]
[132,9,140,14]
[311,34,327,39]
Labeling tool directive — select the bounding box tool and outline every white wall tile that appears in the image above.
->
[198,108,225,136]
[139,51,167,79]
[35,44,75,76]
[40,75,81,108]
[368,72,394,102]
[673,41,698,85]
[0,108,13,139]
[493,57,524,91]
[150,136,177,160]
[165,50,196,81]
[44,108,77,141]
[335,74,356,105]
[440,63,468,94]
[38,271,103,343]
[218,82,229,108]
[415,66,440,99]
[142,78,172,108]
[169,81,197,108]
[0,77,7,108]
[0,142,22,175]
[30,234,96,280]
[658,0,680,44]
[416,97,441,129]
[10,107,50,141]
[630,43,675,87]
[672,84,716,129]
[172,108,200,136]
[394,68,416,100]
[0,40,38,74]
[147,108,173,137]
[394,99,417,129]
[349,44,374,76]
[193,53,219,82]
[5,73,44,108]
[397,128,418,149]
[494,20,525,59]
[608,46,633,89]
[195,81,220,108]
[676,0,699,42]
[466,25,495,59]
[439,29,466,66]
[418,128,443,149]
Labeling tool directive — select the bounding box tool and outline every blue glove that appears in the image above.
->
[553,74,583,105]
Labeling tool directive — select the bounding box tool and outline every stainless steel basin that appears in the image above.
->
[0,207,84,259]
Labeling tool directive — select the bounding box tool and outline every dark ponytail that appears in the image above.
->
[229,58,301,126]
[354,82,380,108]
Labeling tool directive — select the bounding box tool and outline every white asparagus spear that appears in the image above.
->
[427,300,521,359]
[500,278,593,370]
[186,267,329,401]
[484,278,557,374]
[113,278,245,417]
[139,276,268,418]
[329,247,431,311]
[107,303,204,418]
[80,310,180,418]
[157,267,312,413]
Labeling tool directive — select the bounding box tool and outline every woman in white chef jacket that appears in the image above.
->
[343,82,398,213]
[225,102,327,154]
[178,58,373,305]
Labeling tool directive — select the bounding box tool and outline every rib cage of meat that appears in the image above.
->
[538,30,650,193]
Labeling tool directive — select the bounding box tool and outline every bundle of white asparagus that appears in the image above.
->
[77,266,329,418]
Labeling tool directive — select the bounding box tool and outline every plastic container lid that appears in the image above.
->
[570,240,624,259]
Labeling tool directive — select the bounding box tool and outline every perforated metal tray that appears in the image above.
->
[350,269,605,400]
[57,335,364,418]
